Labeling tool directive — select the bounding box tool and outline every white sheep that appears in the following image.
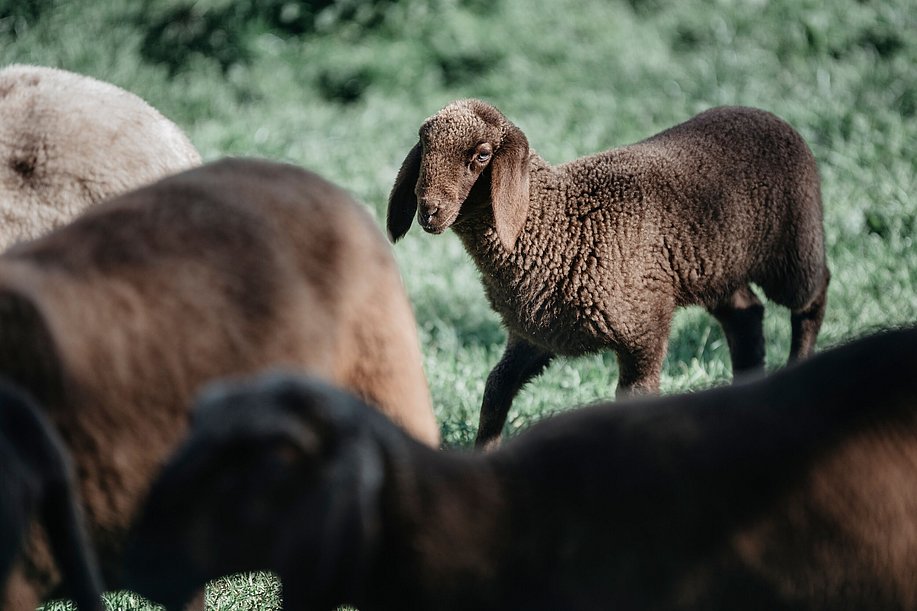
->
[0,64,200,248]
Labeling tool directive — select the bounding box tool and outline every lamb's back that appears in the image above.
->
[559,106,821,307]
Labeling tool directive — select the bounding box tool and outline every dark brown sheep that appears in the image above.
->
[0,383,103,611]
[388,99,830,447]
[0,158,438,608]
[124,326,917,611]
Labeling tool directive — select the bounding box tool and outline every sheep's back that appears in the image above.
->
[633,106,822,305]
[559,106,823,309]
[145,159,436,440]
[0,64,200,249]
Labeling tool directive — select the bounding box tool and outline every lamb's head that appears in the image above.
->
[387,99,530,251]
[123,373,386,611]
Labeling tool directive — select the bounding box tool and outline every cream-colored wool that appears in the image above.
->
[0,64,200,249]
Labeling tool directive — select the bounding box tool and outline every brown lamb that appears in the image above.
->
[0,383,103,611]
[387,99,830,447]
[0,158,439,609]
[0,64,201,249]
[124,326,917,611]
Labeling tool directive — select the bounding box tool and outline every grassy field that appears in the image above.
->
[3,0,915,608]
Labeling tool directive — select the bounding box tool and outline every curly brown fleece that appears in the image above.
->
[0,158,438,609]
[388,99,830,447]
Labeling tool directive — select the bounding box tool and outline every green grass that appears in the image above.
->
[4,0,914,608]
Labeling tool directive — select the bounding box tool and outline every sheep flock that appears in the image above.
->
[0,63,914,611]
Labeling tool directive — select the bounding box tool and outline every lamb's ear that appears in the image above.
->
[386,142,422,243]
[490,124,530,252]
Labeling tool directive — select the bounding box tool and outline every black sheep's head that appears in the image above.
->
[387,99,531,252]
[123,373,387,611]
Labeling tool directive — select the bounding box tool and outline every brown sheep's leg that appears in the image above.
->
[615,332,669,398]
[475,336,553,450]
[710,285,766,376]
[788,277,829,362]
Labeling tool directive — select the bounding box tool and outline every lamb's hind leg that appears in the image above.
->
[475,335,553,450]
[789,274,829,363]
[710,285,766,377]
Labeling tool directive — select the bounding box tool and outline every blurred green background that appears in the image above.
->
[2,0,915,608]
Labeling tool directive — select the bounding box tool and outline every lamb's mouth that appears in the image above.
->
[419,210,459,235]
[421,223,447,235]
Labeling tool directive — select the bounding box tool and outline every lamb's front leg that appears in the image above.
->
[475,335,553,450]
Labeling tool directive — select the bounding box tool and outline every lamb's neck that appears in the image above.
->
[364,445,508,610]
[451,154,603,348]
[452,153,570,285]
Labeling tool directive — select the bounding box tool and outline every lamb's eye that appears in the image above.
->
[473,143,493,164]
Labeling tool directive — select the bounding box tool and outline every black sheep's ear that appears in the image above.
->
[386,142,422,243]
[278,435,383,611]
[41,474,105,611]
[0,436,27,592]
[490,123,530,252]
[14,392,105,611]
